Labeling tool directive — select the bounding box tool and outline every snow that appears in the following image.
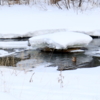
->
[0,41,28,49]
[0,5,100,38]
[0,65,100,100]
[29,31,92,49]
[0,92,18,100]
[0,50,15,57]
[69,49,85,53]
[86,49,100,57]
[0,50,8,55]
[0,2,100,100]
[87,30,100,36]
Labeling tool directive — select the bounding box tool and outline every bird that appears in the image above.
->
[72,57,77,62]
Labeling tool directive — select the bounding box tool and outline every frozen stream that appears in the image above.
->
[0,37,100,70]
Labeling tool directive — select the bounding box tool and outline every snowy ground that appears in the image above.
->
[0,65,100,100]
[0,3,100,100]
[0,5,100,38]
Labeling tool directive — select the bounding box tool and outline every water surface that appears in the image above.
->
[0,37,100,70]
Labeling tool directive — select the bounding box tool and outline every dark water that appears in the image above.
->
[26,50,100,70]
[0,37,29,41]
[0,37,100,70]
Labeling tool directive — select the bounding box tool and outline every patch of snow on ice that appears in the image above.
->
[0,41,29,49]
[69,49,85,53]
[87,30,100,36]
[0,50,16,57]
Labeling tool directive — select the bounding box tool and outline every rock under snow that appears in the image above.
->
[29,31,93,50]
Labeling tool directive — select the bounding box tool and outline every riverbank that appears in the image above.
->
[0,65,100,100]
[0,5,100,38]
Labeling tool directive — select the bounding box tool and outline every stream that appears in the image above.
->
[0,37,100,71]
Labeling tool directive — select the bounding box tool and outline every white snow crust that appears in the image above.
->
[0,66,100,100]
[0,5,100,38]
[0,41,28,49]
[0,50,14,57]
[29,31,92,49]
[0,50,8,55]
[87,30,100,36]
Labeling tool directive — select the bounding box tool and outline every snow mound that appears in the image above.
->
[29,31,92,49]
[87,30,100,37]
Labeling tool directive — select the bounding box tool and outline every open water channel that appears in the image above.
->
[0,37,100,71]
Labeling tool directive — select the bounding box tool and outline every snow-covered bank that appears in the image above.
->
[0,65,100,100]
[29,31,92,49]
[0,5,100,38]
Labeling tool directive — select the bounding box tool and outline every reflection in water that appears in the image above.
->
[17,50,100,70]
[58,57,100,70]
[0,56,21,66]
[0,37,100,71]
[0,49,100,70]
[37,52,100,70]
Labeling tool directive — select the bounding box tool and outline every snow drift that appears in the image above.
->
[87,30,100,37]
[29,31,92,49]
